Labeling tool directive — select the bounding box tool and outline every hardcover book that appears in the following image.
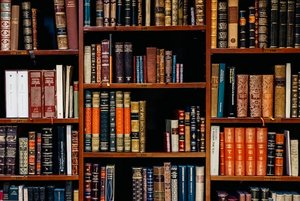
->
[0,0,11,50]
[236,74,249,117]
[249,75,262,117]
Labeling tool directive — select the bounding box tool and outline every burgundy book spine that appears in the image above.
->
[65,0,78,49]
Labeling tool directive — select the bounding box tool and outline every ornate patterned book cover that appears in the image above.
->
[85,90,92,152]
[249,75,262,118]
[100,91,110,151]
[131,101,140,152]
[237,74,249,117]
[256,127,268,176]
[91,91,100,152]
[245,127,256,176]
[54,0,68,49]
[274,64,286,118]
[262,75,274,118]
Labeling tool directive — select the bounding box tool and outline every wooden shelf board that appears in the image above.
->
[211,176,300,182]
[83,25,206,32]
[210,48,300,54]
[0,50,78,56]
[0,175,79,181]
[84,152,206,158]
[84,82,206,89]
[0,118,79,124]
[211,117,300,124]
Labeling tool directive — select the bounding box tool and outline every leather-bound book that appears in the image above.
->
[131,0,137,26]
[84,90,92,152]
[295,0,300,47]
[217,0,228,48]
[228,0,239,48]
[275,133,285,175]
[274,64,286,118]
[155,0,165,26]
[291,74,298,117]
[195,0,205,25]
[21,1,33,50]
[211,0,217,48]
[165,0,171,26]
[267,131,276,175]
[153,166,165,200]
[131,101,140,152]
[0,126,5,174]
[31,8,38,50]
[226,66,236,117]
[110,0,116,26]
[258,0,268,48]
[137,0,142,26]
[10,5,19,50]
[262,75,274,118]
[270,0,279,48]
[101,39,110,83]
[146,47,157,83]
[139,100,146,152]
[124,0,131,26]
[165,50,172,83]
[65,0,78,49]
[224,127,235,176]
[245,127,256,176]
[114,42,124,83]
[43,70,56,118]
[239,10,247,48]
[256,127,268,176]
[19,137,28,175]
[219,131,225,175]
[28,131,36,175]
[124,42,133,83]
[100,91,109,151]
[29,70,43,118]
[103,0,110,26]
[249,75,262,118]
[124,92,131,152]
[54,0,68,49]
[172,0,178,25]
[248,6,256,48]
[211,63,219,117]
[287,0,295,48]
[237,74,249,117]
[178,0,183,25]
[279,0,287,48]
[1,0,11,50]
[91,91,100,152]
[234,127,245,176]
[96,0,104,26]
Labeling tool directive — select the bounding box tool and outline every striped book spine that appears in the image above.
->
[190,106,197,152]
[147,167,154,200]
[21,1,33,50]
[139,100,146,152]
[171,165,178,201]
[92,91,100,152]
[178,109,185,152]
[0,126,5,174]
[1,0,11,50]
[85,90,92,152]
[132,167,143,200]
[28,131,36,175]
[131,101,140,152]
[116,91,124,152]
[19,137,28,175]
[109,91,116,152]
[96,0,104,26]
[124,92,131,152]
[100,91,110,151]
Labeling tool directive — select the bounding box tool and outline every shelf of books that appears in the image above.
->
[208,0,300,199]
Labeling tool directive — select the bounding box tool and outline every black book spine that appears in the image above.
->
[0,126,6,174]
[6,126,17,175]
[279,0,287,48]
[39,186,46,201]
[132,0,137,25]
[226,66,236,117]
[258,0,268,48]
[270,0,279,48]
[57,126,66,175]
[287,0,295,47]
[239,10,247,48]
[114,42,125,83]
[124,42,133,83]
[109,91,116,152]
[41,127,53,175]
[28,186,34,201]
[295,0,300,47]
[33,186,40,201]
[217,0,228,48]
[248,6,256,48]
[116,0,123,26]
[65,181,73,201]
[46,186,55,201]
[124,0,131,26]
[100,91,110,151]
[267,132,276,175]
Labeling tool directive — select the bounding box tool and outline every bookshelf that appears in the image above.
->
[0,0,80,199]
[208,0,300,200]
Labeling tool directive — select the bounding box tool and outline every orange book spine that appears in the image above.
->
[92,91,100,152]
[116,91,124,152]
[256,127,268,176]
[234,127,245,176]
[224,127,235,176]
[219,131,225,176]
[275,133,285,176]
[123,91,131,152]
[245,127,256,176]
[178,109,185,152]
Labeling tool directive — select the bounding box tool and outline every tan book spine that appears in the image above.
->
[145,0,151,26]
[164,162,171,201]
[228,0,239,48]
[274,64,286,118]
[245,127,256,176]
[31,8,38,50]
[165,0,171,26]
[234,127,245,176]
[139,100,146,152]
[195,0,205,25]
[211,64,219,117]
[116,91,124,152]
[155,0,165,26]
[172,0,178,25]
[224,127,235,176]
[153,166,165,200]
[159,49,165,83]
[237,74,249,117]
[211,0,217,48]
[10,5,19,50]
[256,127,268,176]
[131,101,140,152]
[262,75,274,118]
[110,0,116,26]
[184,110,191,152]
[249,75,262,117]
[54,0,68,49]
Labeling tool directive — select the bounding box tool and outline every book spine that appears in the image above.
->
[84,0,91,26]
[164,162,171,201]
[279,0,287,48]
[239,10,247,48]
[36,132,42,175]
[184,107,191,152]
[236,74,249,117]
[199,117,205,153]
[131,0,137,26]
[10,5,19,50]
[219,131,225,175]
[145,0,151,26]
[54,0,68,49]
[137,0,142,26]
[178,165,186,201]
[142,167,147,200]
[131,101,140,152]
[71,130,79,175]
[267,132,276,176]
[0,127,5,174]
[101,39,110,83]
[19,137,28,175]
[172,0,178,26]
[177,109,185,152]
[43,70,56,118]
[114,42,125,83]
[124,92,131,152]
[91,91,100,152]
[105,164,115,201]
[211,63,219,117]
[73,81,79,118]
[65,0,78,49]
[291,74,298,117]
[6,126,17,175]
[110,0,116,26]
[116,91,124,152]
[91,164,100,200]
[1,0,11,50]
[262,75,274,118]
[245,127,256,176]
[21,1,33,50]
[28,131,36,175]
[109,91,116,152]
[228,0,239,48]
[211,0,217,48]
[96,0,104,26]
[124,0,131,26]
[258,0,268,48]
[96,43,102,83]
[249,75,262,117]
[165,50,172,83]
[295,0,300,47]
[190,106,197,152]
[57,126,66,174]
[132,167,143,200]
[85,90,92,152]
[210,125,220,176]
[217,63,226,117]
[256,127,268,176]
[287,0,295,47]
[84,163,92,200]
[29,70,43,118]
[248,6,256,48]
[100,166,106,201]
[91,44,96,83]
[84,45,92,84]
[124,42,133,83]
[234,127,245,176]
[227,66,236,117]
[116,0,122,26]
[31,8,38,50]
[275,133,285,175]
[100,91,109,151]
[195,0,204,25]
[171,119,179,152]
[290,139,299,176]
[41,127,53,175]
[165,0,171,26]
[224,127,235,176]
[155,0,165,26]
[274,64,286,118]
[139,100,146,152]
[153,166,165,200]
[147,167,154,200]
[270,0,279,48]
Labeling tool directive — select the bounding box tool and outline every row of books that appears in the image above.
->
[217,187,300,201]
[211,62,299,118]
[84,0,205,27]
[131,163,204,201]
[5,65,78,119]
[212,0,300,49]
[84,41,185,84]
[84,163,115,201]
[210,126,299,177]
[164,105,205,153]
[84,90,146,153]
[0,0,78,50]
[0,125,78,176]
[0,182,78,201]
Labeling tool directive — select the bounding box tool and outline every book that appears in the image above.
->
[91,91,100,152]
[164,162,171,201]
[224,127,235,176]
[249,75,262,117]
[10,4,19,50]
[116,91,124,152]
[217,63,226,117]
[211,0,217,48]
[131,101,140,152]
[211,63,219,117]
[228,0,239,48]
[43,70,56,118]
[286,63,292,118]
[56,64,64,118]
[274,64,286,118]
[210,125,220,175]
[105,164,115,201]
[178,165,186,201]
[17,70,29,118]
[275,132,285,176]
[262,75,274,118]
[19,137,29,175]
[256,127,268,176]
[267,132,276,176]
[195,166,204,201]
[5,70,18,118]
[139,100,146,152]
[65,0,78,49]
[100,91,109,151]
[226,66,236,117]
[0,0,11,50]
[291,139,299,176]
[236,74,249,117]
[54,0,68,49]
[234,127,245,176]
[245,127,256,176]
[85,90,92,152]
[28,131,36,174]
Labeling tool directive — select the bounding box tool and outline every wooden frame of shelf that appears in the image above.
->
[83,152,206,158]
[211,117,300,124]
[211,176,300,182]
[210,48,300,54]
[0,175,79,181]
[0,118,79,124]
[0,50,78,56]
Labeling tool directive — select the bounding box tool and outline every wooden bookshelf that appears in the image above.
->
[211,176,300,182]
[84,152,206,158]
[0,50,78,56]
[0,175,79,181]
[0,118,79,124]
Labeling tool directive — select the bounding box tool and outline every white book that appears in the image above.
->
[170,119,179,152]
[145,0,151,26]
[17,70,29,118]
[18,185,24,201]
[195,166,204,201]
[23,187,28,201]
[210,125,220,176]
[66,124,72,175]
[65,65,73,118]
[84,45,91,84]
[56,64,64,118]
[286,62,291,118]
[291,139,299,176]
[69,85,73,118]
[284,130,292,176]
[5,70,18,118]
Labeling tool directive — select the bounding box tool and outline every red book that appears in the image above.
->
[65,0,78,49]
[234,127,245,176]
[43,70,56,118]
[245,127,256,176]
[224,127,235,176]
[29,70,42,118]
[146,47,157,83]
[275,133,285,176]
[219,131,225,176]
[177,109,185,152]
[256,127,268,176]
[101,39,110,83]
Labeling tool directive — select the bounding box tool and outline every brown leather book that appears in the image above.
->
[228,0,239,48]
[224,127,235,176]
[1,0,11,50]
[54,0,68,49]
[101,39,110,83]
[236,74,249,117]
[245,127,256,176]
[10,5,19,50]
[211,63,219,117]
[29,70,42,118]
[275,133,284,176]
[43,70,56,118]
[65,0,78,49]
[262,75,274,118]
[146,47,157,83]
[31,8,38,50]
[219,131,225,176]
[234,127,245,176]
[155,0,165,26]
[256,127,268,176]
[274,64,286,118]
[249,75,262,117]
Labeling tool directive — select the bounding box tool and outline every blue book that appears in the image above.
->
[178,165,187,201]
[217,63,226,117]
[146,167,154,201]
[8,185,18,201]
[54,188,65,201]
[136,56,140,83]
[84,0,91,26]
[106,164,115,201]
[109,91,116,152]
[172,55,177,83]
[187,165,196,201]
[139,56,144,83]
